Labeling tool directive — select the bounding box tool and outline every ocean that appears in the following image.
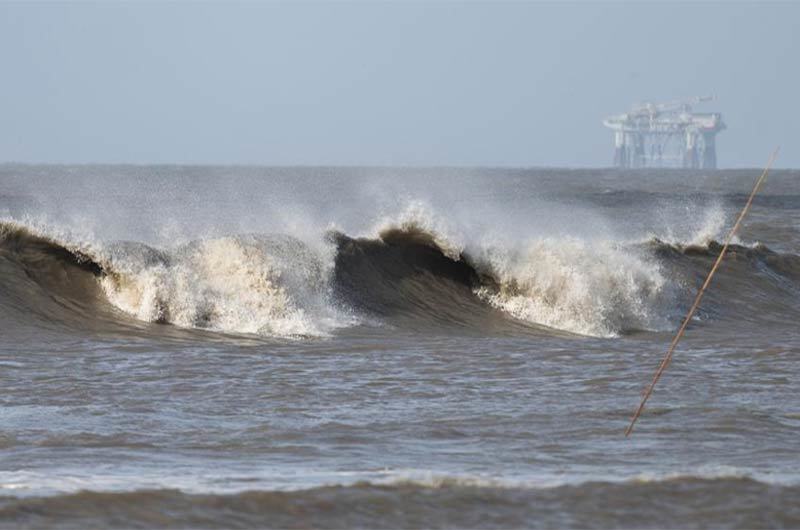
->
[1,165,799,528]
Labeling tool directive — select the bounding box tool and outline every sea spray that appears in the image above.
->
[100,235,350,337]
[471,238,670,337]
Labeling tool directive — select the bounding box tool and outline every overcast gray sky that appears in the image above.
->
[1,2,797,168]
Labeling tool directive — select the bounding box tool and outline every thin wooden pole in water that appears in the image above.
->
[625,148,780,437]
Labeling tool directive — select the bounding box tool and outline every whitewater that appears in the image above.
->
[1,165,799,528]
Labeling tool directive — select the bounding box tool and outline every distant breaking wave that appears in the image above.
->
[1,219,798,339]
[2,475,799,529]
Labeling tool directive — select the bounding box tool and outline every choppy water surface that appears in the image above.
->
[1,166,799,528]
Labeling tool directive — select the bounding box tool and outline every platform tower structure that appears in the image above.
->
[603,96,725,169]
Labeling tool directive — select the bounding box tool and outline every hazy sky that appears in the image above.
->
[1,2,797,168]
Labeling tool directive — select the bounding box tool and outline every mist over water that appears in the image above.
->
[2,165,800,528]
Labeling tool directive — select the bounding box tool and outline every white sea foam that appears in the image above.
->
[100,235,352,338]
[471,238,671,337]
[2,465,796,498]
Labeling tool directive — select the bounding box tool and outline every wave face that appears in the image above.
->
[3,217,799,338]
[331,227,673,336]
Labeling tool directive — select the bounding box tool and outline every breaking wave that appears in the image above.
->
[0,221,349,338]
[99,235,345,337]
[1,217,798,339]
[332,227,672,337]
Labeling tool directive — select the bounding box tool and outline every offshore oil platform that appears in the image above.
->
[603,96,725,169]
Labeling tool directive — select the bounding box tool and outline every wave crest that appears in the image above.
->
[100,235,347,337]
[473,239,670,337]
[2,217,798,339]
[0,221,351,338]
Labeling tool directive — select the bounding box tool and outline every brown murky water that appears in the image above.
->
[1,166,799,528]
